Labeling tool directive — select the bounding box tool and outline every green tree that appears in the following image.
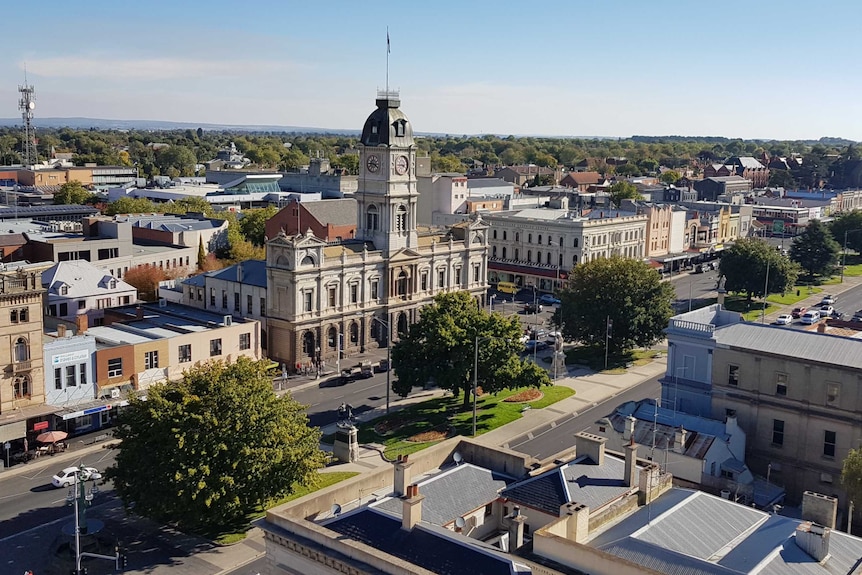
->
[391,291,550,406]
[53,180,95,205]
[155,145,197,177]
[332,153,359,175]
[197,236,207,271]
[768,169,795,189]
[432,154,465,173]
[104,197,159,215]
[106,357,325,532]
[559,256,675,355]
[239,206,278,246]
[165,196,215,217]
[830,211,862,254]
[615,164,641,177]
[789,219,841,280]
[659,170,681,185]
[720,238,799,301]
[606,181,642,208]
[841,447,862,508]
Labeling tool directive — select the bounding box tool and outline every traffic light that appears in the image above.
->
[119,552,129,569]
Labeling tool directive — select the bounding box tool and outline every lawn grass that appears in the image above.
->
[765,285,821,305]
[843,263,862,277]
[209,470,359,544]
[564,346,663,372]
[324,384,574,459]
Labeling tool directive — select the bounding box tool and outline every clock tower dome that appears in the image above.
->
[356,91,418,256]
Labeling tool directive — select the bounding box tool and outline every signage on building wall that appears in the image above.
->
[61,403,111,421]
[33,421,49,431]
[52,349,90,366]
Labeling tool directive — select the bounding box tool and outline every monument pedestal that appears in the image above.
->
[333,425,358,463]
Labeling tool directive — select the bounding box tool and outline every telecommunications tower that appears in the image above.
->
[18,77,36,167]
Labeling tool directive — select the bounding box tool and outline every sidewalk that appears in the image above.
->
[757,274,862,323]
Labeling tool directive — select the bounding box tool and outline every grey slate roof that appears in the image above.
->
[208,259,267,287]
[302,198,357,227]
[372,463,512,526]
[326,508,531,575]
[502,453,638,516]
[713,322,862,370]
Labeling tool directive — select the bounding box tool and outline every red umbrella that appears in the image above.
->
[36,430,68,443]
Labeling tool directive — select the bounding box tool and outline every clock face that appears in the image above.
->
[395,155,409,175]
[366,154,380,173]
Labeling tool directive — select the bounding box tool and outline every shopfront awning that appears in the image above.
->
[0,403,61,442]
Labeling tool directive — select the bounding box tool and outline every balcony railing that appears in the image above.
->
[8,360,32,373]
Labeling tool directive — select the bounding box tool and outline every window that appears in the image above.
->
[144,350,159,369]
[528,233,533,244]
[54,367,62,390]
[59,302,68,316]
[13,376,29,398]
[573,237,579,247]
[60,285,69,295]
[234,293,240,312]
[240,332,251,350]
[20,308,27,322]
[178,344,191,363]
[350,322,359,343]
[260,297,266,317]
[197,288,203,302]
[109,279,117,289]
[96,298,111,309]
[485,503,493,516]
[396,205,407,232]
[14,337,28,362]
[503,231,507,241]
[824,430,836,458]
[396,271,408,296]
[247,294,253,314]
[350,283,359,304]
[772,419,784,446]
[210,339,222,357]
[328,286,337,307]
[371,279,380,299]
[10,309,17,323]
[210,288,215,306]
[328,327,338,349]
[304,291,313,312]
[80,362,87,384]
[473,265,480,282]
[107,358,123,378]
[727,365,739,386]
[366,205,379,231]
[515,232,520,242]
[222,290,228,309]
[502,247,507,259]
[438,269,446,288]
[66,365,77,386]
[776,372,787,396]
[492,246,497,258]
[493,229,497,240]
[538,235,542,244]
[827,382,840,405]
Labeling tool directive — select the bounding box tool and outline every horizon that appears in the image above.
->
[2,0,862,141]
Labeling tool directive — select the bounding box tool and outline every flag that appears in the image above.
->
[387,29,390,54]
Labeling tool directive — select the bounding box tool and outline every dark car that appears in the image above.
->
[524,302,544,314]
[524,340,549,352]
[791,307,806,318]
[539,294,561,306]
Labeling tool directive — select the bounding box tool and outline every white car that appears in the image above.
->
[821,295,836,306]
[774,314,793,325]
[52,466,102,488]
[820,305,835,317]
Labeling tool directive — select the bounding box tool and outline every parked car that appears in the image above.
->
[524,302,543,314]
[774,314,793,325]
[545,331,563,343]
[821,295,836,306]
[820,305,835,317]
[531,328,548,340]
[524,340,549,352]
[800,310,821,325]
[853,309,862,321]
[539,294,561,306]
[791,307,807,318]
[375,359,390,373]
[52,466,102,488]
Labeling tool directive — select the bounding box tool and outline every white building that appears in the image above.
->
[42,260,137,326]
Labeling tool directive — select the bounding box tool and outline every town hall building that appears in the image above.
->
[263,92,489,368]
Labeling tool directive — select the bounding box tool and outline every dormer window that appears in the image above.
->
[60,284,68,295]
[109,279,117,289]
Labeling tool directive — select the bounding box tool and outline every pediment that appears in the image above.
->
[293,234,328,248]
[388,248,423,262]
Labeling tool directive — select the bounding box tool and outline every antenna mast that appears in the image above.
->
[18,68,37,167]
[386,27,390,94]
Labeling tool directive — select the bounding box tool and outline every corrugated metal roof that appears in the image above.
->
[714,322,862,370]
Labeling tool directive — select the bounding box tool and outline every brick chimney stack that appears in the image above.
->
[75,314,88,334]
[624,437,638,488]
[401,484,424,531]
[393,454,413,497]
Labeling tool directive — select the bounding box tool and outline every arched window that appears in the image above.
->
[350,321,359,344]
[528,233,533,244]
[14,337,28,362]
[492,246,497,257]
[527,250,532,263]
[396,271,408,297]
[328,327,338,349]
[538,234,543,245]
[514,249,519,260]
[396,205,408,232]
[547,252,552,264]
[502,247,507,259]
[301,255,315,266]
[13,375,30,399]
[302,331,315,357]
[366,205,379,231]
[397,312,408,335]
[493,229,497,239]
[559,253,563,266]
[573,255,578,265]
[573,238,579,247]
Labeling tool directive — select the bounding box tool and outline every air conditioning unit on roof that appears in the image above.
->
[223,315,232,326]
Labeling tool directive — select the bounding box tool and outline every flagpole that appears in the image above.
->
[386,27,390,95]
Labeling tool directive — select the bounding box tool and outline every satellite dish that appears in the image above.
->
[330,503,342,516]
[453,451,463,465]
[455,516,466,529]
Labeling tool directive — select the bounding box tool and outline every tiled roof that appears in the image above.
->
[42,260,136,298]
[302,198,357,227]
[207,259,267,287]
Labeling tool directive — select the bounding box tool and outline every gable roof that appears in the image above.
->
[42,260,136,297]
[301,198,357,227]
[207,259,267,287]
[562,171,602,185]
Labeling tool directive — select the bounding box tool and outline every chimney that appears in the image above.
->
[575,431,606,466]
[802,491,838,529]
[508,506,526,551]
[795,522,831,562]
[817,322,827,333]
[623,415,635,441]
[75,313,88,334]
[135,305,144,320]
[393,454,413,497]
[675,427,688,452]
[57,324,67,338]
[565,503,590,543]
[401,484,424,531]
[236,262,243,283]
[624,437,638,487]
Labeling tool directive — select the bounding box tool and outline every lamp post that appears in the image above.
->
[369,315,391,414]
[66,465,100,574]
[489,294,496,313]
[337,333,343,375]
[841,229,862,283]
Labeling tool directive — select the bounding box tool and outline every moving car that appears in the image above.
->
[539,294,561,306]
[52,466,102,488]
[800,310,821,325]
[496,281,519,295]
[821,295,836,306]
[791,307,807,318]
[774,314,793,325]
[820,305,835,317]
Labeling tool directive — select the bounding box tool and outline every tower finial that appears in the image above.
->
[386,27,390,96]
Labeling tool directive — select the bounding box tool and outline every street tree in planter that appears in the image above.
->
[720,238,798,301]
[106,357,325,533]
[391,291,550,406]
[790,219,840,280]
[559,256,675,356]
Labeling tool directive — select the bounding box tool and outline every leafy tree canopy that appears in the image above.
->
[104,197,159,216]
[659,170,681,185]
[559,256,675,355]
[607,181,643,208]
[391,291,550,405]
[432,153,465,173]
[239,206,279,246]
[768,169,796,189]
[720,238,799,301]
[106,357,325,532]
[830,211,862,254]
[53,180,96,205]
[789,219,840,280]
[165,196,215,217]
[842,447,862,506]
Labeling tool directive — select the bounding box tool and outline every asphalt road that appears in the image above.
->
[768,282,862,330]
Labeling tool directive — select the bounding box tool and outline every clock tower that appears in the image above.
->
[356,91,418,256]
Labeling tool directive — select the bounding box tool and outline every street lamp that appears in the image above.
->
[489,294,496,313]
[66,465,102,574]
[369,315,391,414]
[841,229,862,283]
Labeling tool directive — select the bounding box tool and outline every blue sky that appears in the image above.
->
[2,0,862,140]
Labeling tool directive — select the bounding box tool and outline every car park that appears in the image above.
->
[791,307,807,318]
[539,294,561,305]
[821,295,836,306]
[52,466,102,488]
[774,314,793,325]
